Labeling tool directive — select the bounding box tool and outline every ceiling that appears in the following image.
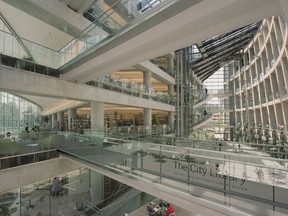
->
[0,0,283,115]
[60,0,280,83]
[193,22,261,81]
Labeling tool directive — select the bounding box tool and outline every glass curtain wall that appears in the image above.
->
[0,92,41,135]
[0,16,29,60]
[203,66,231,139]
[175,45,202,137]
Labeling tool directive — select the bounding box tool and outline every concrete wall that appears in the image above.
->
[0,66,175,114]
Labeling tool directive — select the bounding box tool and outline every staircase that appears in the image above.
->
[79,185,132,216]
[193,113,214,130]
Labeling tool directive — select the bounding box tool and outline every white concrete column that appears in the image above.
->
[168,84,174,103]
[89,170,104,201]
[168,111,175,132]
[52,113,57,129]
[168,84,174,96]
[144,108,152,127]
[143,71,151,93]
[68,108,77,130]
[169,54,174,75]
[48,115,52,129]
[57,111,64,130]
[91,101,104,130]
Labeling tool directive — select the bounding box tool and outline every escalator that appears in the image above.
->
[79,185,132,216]
[78,183,154,216]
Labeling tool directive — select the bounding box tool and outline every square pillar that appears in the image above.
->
[91,102,104,130]
[68,108,77,130]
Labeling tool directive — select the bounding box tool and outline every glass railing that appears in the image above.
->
[87,125,174,141]
[59,0,167,69]
[282,87,288,96]
[0,30,59,68]
[0,131,59,158]
[87,78,174,105]
[268,94,273,101]
[192,113,213,126]
[248,100,254,106]
[205,104,228,111]
[206,89,232,95]
[2,130,288,215]
[3,128,287,165]
[0,52,59,77]
[58,137,288,216]
[275,91,280,99]
[246,82,252,88]
[0,150,59,170]
[254,99,259,105]
[0,168,90,216]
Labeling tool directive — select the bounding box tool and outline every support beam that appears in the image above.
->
[144,71,151,93]
[168,111,175,133]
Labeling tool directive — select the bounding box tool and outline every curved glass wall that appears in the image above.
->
[227,15,288,148]
[0,92,41,135]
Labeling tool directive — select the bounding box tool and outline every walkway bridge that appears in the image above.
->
[56,135,288,216]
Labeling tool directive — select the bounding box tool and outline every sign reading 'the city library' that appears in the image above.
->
[142,155,274,200]
[162,160,246,190]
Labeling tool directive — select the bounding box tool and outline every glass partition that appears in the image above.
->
[0,168,91,216]
[0,92,41,135]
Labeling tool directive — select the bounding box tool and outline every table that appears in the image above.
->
[153,205,165,216]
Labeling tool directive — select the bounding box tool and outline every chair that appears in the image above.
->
[36,212,43,216]
[9,207,18,214]
[38,196,45,203]
[29,130,37,140]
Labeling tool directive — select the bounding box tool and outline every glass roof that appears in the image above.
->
[192,22,261,81]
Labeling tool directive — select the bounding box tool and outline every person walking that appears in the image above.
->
[51,177,60,196]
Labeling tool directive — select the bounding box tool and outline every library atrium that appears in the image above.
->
[0,0,288,215]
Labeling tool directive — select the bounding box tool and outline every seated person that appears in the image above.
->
[147,202,156,215]
[159,200,168,210]
[3,132,14,142]
[165,203,175,215]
